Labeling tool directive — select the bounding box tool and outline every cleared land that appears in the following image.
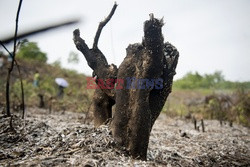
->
[1,108,249,166]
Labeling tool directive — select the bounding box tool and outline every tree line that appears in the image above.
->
[173,71,250,90]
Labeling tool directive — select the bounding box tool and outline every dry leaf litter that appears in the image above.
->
[0,108,249,166]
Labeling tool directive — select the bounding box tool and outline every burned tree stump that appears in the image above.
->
[38,93,45,108]
[193,117,197,130]
[73,30,117,126]
[73,4,179,160]
[201,119,205,132]
[73,3,118,127]
[111,14,179,159]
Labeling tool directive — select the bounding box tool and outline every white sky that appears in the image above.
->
[1,0,250,81]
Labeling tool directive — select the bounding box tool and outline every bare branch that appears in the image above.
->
[12,0,23,70]
[0,41,25,119]
[0,41,12,56]
[73,29,97,70]
[93,2,118,49]
[1,19,80,44]
[15,60,25,119]
[6,0,23,117]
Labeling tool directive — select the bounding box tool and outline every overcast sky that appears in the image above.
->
[1,0,250,81]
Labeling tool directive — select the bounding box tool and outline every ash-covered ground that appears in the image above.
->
[0,108,249,166]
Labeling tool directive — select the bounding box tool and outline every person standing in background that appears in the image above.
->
[33,70,40,87]
[55,78,69,99]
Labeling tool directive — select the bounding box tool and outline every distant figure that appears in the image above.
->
[55,78,69,99]
[33,70,40,87]
[57,85,65,99]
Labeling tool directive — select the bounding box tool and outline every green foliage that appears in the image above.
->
[0,41,92,114]
[165,87,250,127]
[173,71,250,90]
[11,80,34,97]
[174,72,204,89]
[203,95,229,122]
[11,79,35,105]
[233,89,250,127]
[16,40,47,63]
[39,76,56,95]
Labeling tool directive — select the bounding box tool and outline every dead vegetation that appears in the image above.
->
[0,108,249,166]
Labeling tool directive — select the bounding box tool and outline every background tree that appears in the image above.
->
[173,71,238,90]
[68,51,79,64]
[16,40,47,63]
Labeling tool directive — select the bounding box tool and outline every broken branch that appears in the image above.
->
[73,29,98,70]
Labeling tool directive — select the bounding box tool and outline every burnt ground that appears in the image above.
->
[0,108,249,166]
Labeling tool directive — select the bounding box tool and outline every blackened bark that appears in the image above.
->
[111,15,179,160]
[201,119,205,132]
[73,3,118,126]
[73,8,179,159]
[89,88,115,127]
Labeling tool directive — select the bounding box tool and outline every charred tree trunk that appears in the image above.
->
[89,89,115,126]
[38,94,45,108]
[201,119,205,132]
[73,29,117,126]
[73,4,179,160]
[111,15,179,160]
[73,3,118,126]
[193,117,197,130]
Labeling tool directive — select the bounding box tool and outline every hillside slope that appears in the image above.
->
[0,58,92,112]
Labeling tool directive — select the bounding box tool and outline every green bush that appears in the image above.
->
[233,89,250,127]
[11,79,36,106]
[173,71,250,90]
[16,40,47,63]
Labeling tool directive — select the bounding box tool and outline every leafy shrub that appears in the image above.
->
[233,89,250,127]
[11,79,36,106]
[173,71,250,90]
[16,40,47,63]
